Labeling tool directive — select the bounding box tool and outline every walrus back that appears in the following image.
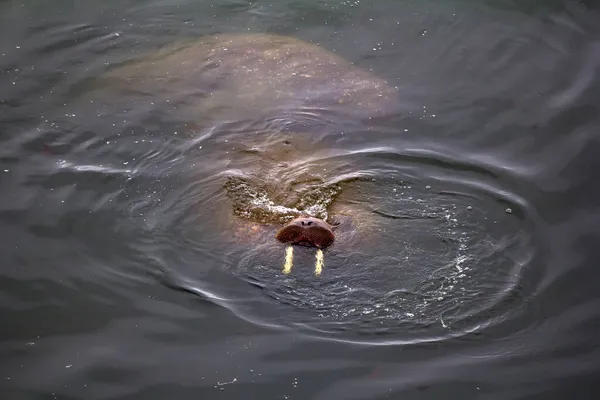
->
[101,33,399,123]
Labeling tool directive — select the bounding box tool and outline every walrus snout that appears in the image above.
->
[276,217,335,249]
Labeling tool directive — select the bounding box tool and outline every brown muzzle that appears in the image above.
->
[275,217,335,249]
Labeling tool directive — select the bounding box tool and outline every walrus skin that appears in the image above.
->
[276,217,335,249]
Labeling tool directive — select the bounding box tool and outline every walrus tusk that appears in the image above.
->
[283,245,294,274]
[315,249,324,276]
[282,246,324,276]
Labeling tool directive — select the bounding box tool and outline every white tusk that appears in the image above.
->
[315,249,324,276]
[283,245,294,274]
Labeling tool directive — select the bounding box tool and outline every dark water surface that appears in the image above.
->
[2,0,600,399]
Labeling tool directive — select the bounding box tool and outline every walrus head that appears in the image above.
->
[275,217,335,249]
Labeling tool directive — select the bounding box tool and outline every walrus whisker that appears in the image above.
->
[283,245,294,275]
[315,249,324,276]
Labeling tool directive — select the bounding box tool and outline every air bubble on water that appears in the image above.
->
[505,208,512,214]
[467,205,473,211]
[425,185,431,190]
[455,255,468,272]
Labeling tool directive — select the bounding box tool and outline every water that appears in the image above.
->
[1,0,600,398]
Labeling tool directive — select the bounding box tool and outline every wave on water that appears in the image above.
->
[170,147,537,346]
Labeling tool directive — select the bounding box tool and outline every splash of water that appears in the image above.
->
[224,176,342,224]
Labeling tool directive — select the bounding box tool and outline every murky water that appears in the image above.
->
[1,0,600,399]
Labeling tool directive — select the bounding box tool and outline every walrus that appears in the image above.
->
[98,33,399,274]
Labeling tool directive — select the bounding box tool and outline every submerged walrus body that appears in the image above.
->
[103,33,398,256]
[105,33,398,123]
